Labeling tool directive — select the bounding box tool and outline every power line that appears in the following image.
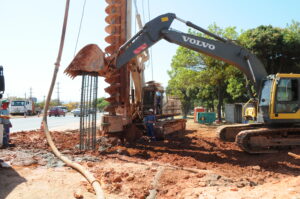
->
[57,82,60,105]
[134,0,138,14]
[29,87,33,99]
[73,0,87,56]
[141,0,146,26]
[147,0,154,80]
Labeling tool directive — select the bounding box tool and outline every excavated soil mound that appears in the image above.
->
[1,119,300,198]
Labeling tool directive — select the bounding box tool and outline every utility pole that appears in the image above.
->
[57,82,60,105]
[29,87,33,99]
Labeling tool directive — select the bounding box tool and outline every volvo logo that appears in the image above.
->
[182,35,215,50]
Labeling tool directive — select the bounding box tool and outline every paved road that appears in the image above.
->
[10,113,102,133]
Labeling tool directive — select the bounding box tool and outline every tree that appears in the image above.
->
[97,97,109,111]
[193,24,241,121]
[167,24,245,120]
[239,22,300,74]
[64,102,79,111]
[167,21,300,121]
[167,45,201,117]
[167,67,199,118]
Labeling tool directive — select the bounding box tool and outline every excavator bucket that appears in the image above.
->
[64,44,105,78]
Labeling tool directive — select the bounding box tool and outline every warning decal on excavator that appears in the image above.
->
[161,17,169,22]
[133,43,148,54]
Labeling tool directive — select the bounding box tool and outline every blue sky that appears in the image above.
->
[0,0,299,102]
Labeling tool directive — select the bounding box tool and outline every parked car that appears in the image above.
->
[56,106,68,113]
[71,108,90,117]
[48,107,66,117]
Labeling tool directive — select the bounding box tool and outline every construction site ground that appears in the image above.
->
[1,118,300,199]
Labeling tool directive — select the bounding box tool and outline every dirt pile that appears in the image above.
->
[1,119,300,198]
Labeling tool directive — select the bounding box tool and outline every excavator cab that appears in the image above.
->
[257,74,300,124]
[142,81,164,115]
[268,74,300,122]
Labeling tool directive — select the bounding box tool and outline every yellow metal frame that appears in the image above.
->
[269,74,300,120]
[242,98,257,119]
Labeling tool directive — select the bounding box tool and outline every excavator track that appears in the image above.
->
[217,123,263,142]
[236,127,300,153]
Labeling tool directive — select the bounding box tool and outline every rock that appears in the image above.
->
[151,168,157,172]
[252,165,261,171]
[87,162,93,167]
[257,178,265,185]
[12,158,37,167]
[38,159,47,166]
[199,182,206,187]
[230,188,238,191]
[206,174,221,181]
[223,178,234,183]
[73,189,83,199]
[249,181,258,187]
[196,173,206,178]
[127,176,135,181]
[0,161,11,168]
[114,183,122,190]
[55,160,66,168]
[184,175,190,179]
[113,176,122,183]
[204,174,222,187]
[236,182,246,188]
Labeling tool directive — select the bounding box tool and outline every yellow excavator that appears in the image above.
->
[112,13,300,153]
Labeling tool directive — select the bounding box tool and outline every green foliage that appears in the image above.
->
[64,102,79,111]
[167,67,199,117]
[239,23,300,74]
[97,97,109,111]
[167,21,300,120]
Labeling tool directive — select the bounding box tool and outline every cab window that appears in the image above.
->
[275,78,299,113]
[260,79,272,106]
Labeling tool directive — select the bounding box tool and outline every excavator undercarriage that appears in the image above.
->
[218,124,300,153]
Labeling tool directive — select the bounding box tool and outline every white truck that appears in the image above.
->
[10,99,36,115]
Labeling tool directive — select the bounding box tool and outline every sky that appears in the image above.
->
[0,0,299,103]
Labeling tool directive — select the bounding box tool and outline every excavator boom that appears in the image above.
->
[116,13,267,92]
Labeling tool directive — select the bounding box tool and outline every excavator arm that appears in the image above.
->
[116,13,267,92]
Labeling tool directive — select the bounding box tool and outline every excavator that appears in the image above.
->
[66,2,186,143]
[110,13,300,153]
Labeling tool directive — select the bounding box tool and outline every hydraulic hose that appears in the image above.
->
[41,0,105,198]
